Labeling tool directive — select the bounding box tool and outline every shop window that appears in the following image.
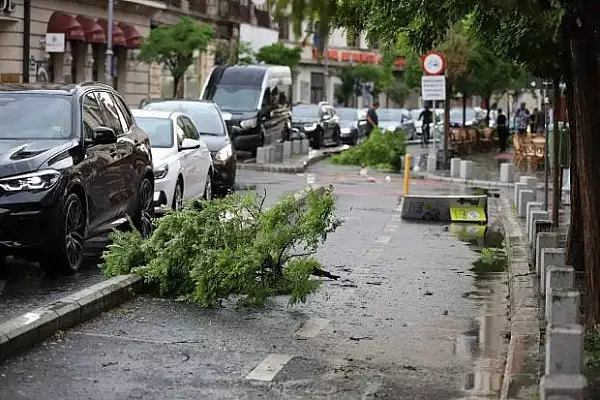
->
[310,72,324,104]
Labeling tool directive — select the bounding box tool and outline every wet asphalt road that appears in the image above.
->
[0,160,509,400]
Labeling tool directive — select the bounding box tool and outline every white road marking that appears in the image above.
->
[394,204,403,212]
[374,236,391,244]
[295,317,330,339]
[391,214,402,221]
[383,224,398,232]
[306,173,316,185]
[0,280,5,295]
[246,354,293,381]
[364,248,382,257]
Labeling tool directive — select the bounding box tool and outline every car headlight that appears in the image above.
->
[304,122,318,131]
[358,120,367,126]
[154,164,169,180]
[340,127,351,134]
[386,126,395,131]
[215,144,233,162]
[239,118,257,129]
[0,169,61,192]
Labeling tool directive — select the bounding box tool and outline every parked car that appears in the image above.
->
[0,82,154,275]
[375,108,417,140]
[449,107,485,127]
[132,109,213,212]
[336,107,367,145]
[200,64,292,156]
[141,100,236,195]
[291,103,341,149]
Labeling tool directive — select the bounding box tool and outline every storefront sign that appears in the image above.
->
[0,0,16,13]
[311,47,405,66]
[45,33,65,53]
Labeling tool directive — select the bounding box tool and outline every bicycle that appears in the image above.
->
[421,123,430,148]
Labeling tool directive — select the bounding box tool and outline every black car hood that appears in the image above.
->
[0,139,76,179]
[292,117,317,124]
[339,120,358,129]
[221,111,259,122]
[201,135,230,153]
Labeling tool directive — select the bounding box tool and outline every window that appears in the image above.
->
[175,123,185,147]
[180,116,200,140]
[112,94,134,130]
[261,89,271,110]
[0,94,72,140]
[310,72,324,104]
[346,31,360,47]
[134,117,174,148]
[110,94,131,133]
[177,118,194,143]
[278,17,289,40]
[82,92,104,139]
[96,91,123,135]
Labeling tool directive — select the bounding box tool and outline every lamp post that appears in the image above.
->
[542,80,552,211]
[105,0,114,86]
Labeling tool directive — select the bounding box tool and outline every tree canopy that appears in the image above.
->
[138,16,214,98]
[255,43,302,74]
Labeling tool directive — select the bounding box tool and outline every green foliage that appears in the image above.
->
[585,326,600,369]
[237,41,256,64]
[471,247,507,274]
[255,43,302,74]
[334,64,389,105]
[330,127,406,170]
[138,17,213,98]
[213,40,255,65]
[103,188,341,308]
[403,52,423,91]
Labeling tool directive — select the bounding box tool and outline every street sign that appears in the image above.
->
[421,75,446,101]
[45,33,65,53]
[421,52,446,75]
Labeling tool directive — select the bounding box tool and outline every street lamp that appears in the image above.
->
[541,80,552,211]
[105,0,114,86]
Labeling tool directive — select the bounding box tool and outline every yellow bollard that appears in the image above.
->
[403,153,412,195]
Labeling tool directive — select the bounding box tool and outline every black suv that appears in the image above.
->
[291,103,341,149]
[0,83,154,275]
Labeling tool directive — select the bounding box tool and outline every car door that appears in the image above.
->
[95,91,131,217]
[81,91,122,228]
[175,117,199,198]
[320,106,335,140]
[180,115,209,198]
[259,88,278,141]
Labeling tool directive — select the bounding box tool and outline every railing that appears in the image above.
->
[228,2,251,22]
[163,0,182,8]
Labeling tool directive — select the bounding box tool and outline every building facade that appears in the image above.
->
[0,0,268,107]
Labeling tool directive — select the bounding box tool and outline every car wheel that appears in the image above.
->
[172,180,184,211]
[204,171,213,200]
[133,178,154,238]
[334,128,342,147]
[313,129,323,150]
[251,127,266,157]
[39,193,86,276]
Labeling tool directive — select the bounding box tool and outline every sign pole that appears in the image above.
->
[421,52,446,170]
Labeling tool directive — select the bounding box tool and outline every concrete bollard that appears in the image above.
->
[256,147,268,164]
[514,182,528,207]
[546,289,580,325]
[300,139,310,154]
[547,265,576,292]
[500,163,515,183]
[450,158,461,177]
[536,232,559,275]
[266,145,275,163]
[526,201,543,230]
[530,219,553,265]
[545,324,584,375]
[427,155,437,173]
[521,176,538,200]
[459,160,474,179]
[282,141,292,158]
[291,140,300,155]
[273,142,283,162]
[517,189,535,218]
[541,248,566,296]
[540,374,588,400]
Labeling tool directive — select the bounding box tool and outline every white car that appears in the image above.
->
[132,109,213,212]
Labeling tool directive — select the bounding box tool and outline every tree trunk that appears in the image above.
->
[173,76,182,99]
[484,96,491,126]
[567,3,600,324]
[462,95,467,126]
[552,78,561,227]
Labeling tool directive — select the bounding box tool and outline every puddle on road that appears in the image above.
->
[451,223,509,399]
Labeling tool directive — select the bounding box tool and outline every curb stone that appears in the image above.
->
[0,185,326,363]
[236,153,329,174]
[414,171,551,190]
[499,196,541,400]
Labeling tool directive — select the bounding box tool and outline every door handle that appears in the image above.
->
[109,149,119,158]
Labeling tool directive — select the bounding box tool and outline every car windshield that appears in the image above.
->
[377,109,404,121]
[206,85,261,112]
[336,108,359,121]
[134,117,174,148]
[450,108,477,121]
[143,101,225,136]
[0,94,72,139]
[293,105,319,119]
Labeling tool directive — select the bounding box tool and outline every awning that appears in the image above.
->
[47,11,85,41]
[118,22,142,48]
[75,16,106,44]
[97,18,127,47]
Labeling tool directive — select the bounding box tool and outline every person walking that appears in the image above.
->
[496,108,508,153]
[529,108,538,134]
[536,108,546,133]
[514,102,529,142]
[418,105,433,148]
[366,102,379,138]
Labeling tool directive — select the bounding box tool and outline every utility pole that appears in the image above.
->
[105,0,114,86]
[322,35,329,103]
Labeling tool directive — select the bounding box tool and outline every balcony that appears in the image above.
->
[228,2,251,23]
[255,9,270,28]
[188,0,207,14]
[162,0,182,8]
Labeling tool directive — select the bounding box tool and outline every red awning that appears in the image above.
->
[47,11,85,41]
[75,16,106,44]
[97,18,127,47]
[118,22,142,49]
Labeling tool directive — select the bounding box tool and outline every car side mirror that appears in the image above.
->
[87,126,117,145]
[180,138,201,151]
[322,114,331,121]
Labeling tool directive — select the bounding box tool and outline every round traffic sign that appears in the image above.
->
[421,52,446,75]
